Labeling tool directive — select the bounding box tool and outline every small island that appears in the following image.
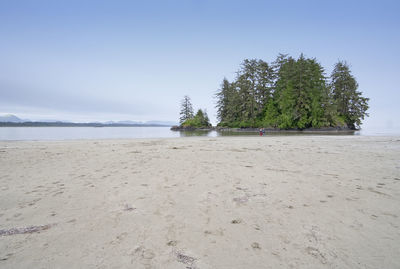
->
[172,54,369,133]
[170,96,213,131]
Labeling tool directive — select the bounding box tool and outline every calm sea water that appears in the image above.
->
[0,127,398,141]
[0,127,182,141]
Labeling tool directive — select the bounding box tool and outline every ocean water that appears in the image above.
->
[0,127,398,141]
[0,127,182,141]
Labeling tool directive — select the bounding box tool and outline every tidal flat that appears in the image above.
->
[0,136,399,268]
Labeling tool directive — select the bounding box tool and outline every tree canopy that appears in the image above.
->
[330,61,369,129]
[182,109,212,128]
[215,54,369,129]
[179,95,211,128]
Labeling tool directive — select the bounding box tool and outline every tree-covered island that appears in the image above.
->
[171,95,212,130]
[172,54,369,131]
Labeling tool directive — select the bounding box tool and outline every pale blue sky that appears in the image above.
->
[0,0,399,129]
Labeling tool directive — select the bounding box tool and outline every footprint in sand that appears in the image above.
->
[167,240,177,246]
[204,228,224,236]
[174,250,197,268]
[382,212,398,218]
[231,219,242,224]
[110,232,128,245]
[131,247,156,269]
[253,224,261,231]
[368,187,389,196]
[305,246,327,264]
[0,253,13,261]
[52,191,64,197]
[123,204,136,211]
[233,196,249,205]
[19,198,42,208]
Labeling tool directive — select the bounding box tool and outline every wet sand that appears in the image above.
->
[0,136,399,268]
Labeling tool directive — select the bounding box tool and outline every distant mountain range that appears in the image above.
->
[0,114,25,123]
[0,114,177,127]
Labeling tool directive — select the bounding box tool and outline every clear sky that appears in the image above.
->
[1,0,399,129]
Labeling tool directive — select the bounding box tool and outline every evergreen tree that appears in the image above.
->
[216,79,232,123]
[264,98,279,127]
[203,110,211,127]
[277,82,296,129]
[182,109,211,127]
[330,61,369,129]
[308,58,335,127]
[179,95,194,124]
[273,55,334,129]
[214,54,369,129]
[236,59,257,125]
[273,56,297,128]
[255,60,275,115]
[215,78,241,126]
[232,59,276,127]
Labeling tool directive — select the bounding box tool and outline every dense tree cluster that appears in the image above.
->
[215,54,369,129]
[179,96,211,128]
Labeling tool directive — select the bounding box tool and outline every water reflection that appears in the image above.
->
[179,130,217,137]
[0,127,179,141]
[0,126,367,141]
[178,130,358,137]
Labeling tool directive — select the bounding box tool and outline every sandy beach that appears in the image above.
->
[0,136,399,268]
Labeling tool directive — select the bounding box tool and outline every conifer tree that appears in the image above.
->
[216,79,232,123]
[255,60,275,114]
[179,95,194,124]
[263,99,279,127]
[216,78,242,127]
[182,109,211,127]
[214,54,369,129]
[330,61,369,129]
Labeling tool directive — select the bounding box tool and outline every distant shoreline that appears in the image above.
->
[0,122,172,127]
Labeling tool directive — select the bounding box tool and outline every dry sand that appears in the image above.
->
[0,136,399,268]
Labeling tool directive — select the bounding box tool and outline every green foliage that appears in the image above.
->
[215,78,241,124]
[277,82,296,129]
[330,61,369,129]
[263,99,279,127]
[182,109,211,128]
[216,59,274,126]
[214,54,369,129]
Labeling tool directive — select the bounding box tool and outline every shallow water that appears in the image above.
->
[0,127,180,141]
[0,126,398,141]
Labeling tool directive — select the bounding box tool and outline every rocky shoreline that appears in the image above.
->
[171,125,356,133]
[170,126,216,131]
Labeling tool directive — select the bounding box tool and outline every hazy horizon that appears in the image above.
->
[1,1,399,130]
